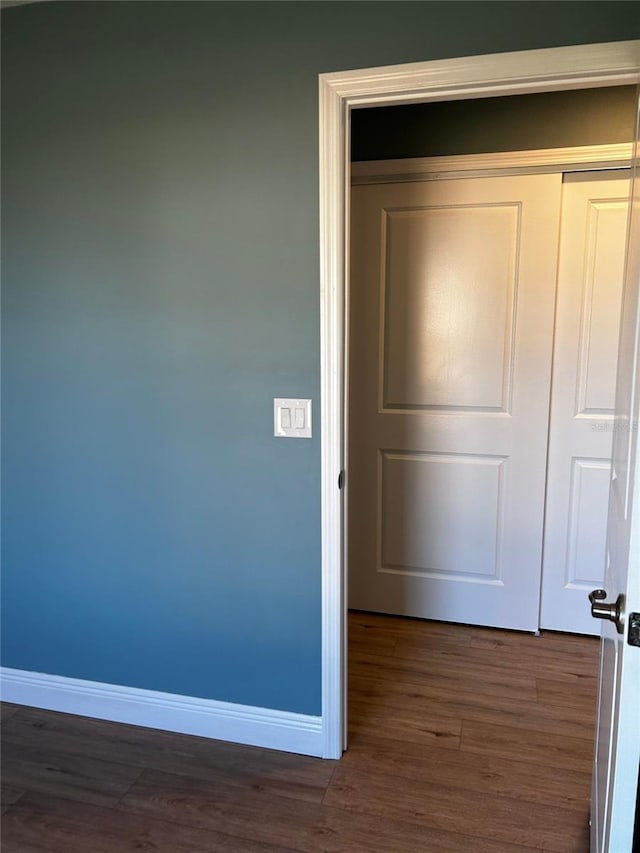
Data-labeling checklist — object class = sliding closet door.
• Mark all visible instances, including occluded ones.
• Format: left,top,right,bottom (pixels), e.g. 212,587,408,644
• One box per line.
349,174,562,631
541,171,630,635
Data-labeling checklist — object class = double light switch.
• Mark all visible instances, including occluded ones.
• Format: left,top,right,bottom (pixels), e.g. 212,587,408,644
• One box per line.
274,398,312,438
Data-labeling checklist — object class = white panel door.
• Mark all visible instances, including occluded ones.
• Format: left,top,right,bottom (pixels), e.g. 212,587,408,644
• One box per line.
348,174,562,631
541,172,630,636
591,109,640,852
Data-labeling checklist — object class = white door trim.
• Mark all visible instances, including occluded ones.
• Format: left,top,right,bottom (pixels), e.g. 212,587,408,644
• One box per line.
319,40,640,760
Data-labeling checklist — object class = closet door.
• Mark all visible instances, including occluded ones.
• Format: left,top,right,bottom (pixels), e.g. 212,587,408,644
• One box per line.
349,173,562,631
541,171,630,635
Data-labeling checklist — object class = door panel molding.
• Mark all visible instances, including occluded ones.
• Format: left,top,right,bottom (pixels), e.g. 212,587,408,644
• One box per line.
379,201,520,413
565,456,612,588
577,195,630,416
378,450,507,584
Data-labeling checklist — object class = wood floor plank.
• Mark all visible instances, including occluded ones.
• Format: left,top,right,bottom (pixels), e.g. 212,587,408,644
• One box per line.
532,670,598,692
1,740,142,807
348,611,474,643
0,702,20,722
118,767,541,853
316,806,544,853
341,734,591,811
349,671,532,714
348,630,397,658
537,677,599,708
117,766,325,851
458,699,596,741
349,672,596,739
349,651,537,701
349,649,538,702
395,637,599,680
348,698,461,748
470,627,598,655
324,765,588,853
544,819,591,853
349,620,468,644
2,706,333,804
1,785,25,814
461,719,593,773
2,791,300,853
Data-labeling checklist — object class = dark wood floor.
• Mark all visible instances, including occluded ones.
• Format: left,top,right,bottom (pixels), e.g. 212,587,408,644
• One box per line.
1,612,599,852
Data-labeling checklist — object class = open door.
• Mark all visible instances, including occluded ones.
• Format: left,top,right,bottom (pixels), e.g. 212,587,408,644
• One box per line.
591,88,640,853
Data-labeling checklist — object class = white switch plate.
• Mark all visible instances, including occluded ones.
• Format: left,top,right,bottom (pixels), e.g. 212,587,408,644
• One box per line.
274,398,312,438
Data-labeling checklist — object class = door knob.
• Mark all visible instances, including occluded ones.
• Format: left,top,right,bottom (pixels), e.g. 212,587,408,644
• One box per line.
589,589,625,634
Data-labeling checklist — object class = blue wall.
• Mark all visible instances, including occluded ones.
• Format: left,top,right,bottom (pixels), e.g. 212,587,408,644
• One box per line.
2,1,639,716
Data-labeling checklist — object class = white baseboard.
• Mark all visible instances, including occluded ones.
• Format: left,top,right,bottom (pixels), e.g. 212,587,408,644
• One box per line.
0,667,324,758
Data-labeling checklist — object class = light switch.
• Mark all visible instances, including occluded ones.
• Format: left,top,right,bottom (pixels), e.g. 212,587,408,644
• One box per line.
274,398,312,438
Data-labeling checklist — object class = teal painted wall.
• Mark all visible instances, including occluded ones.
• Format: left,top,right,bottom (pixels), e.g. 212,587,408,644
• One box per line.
2,1,639,715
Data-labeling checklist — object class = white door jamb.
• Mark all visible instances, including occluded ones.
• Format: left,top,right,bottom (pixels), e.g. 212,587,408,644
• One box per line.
318,41,640,760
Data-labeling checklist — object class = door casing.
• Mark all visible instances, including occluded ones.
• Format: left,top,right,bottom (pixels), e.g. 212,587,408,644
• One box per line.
318,41,640,760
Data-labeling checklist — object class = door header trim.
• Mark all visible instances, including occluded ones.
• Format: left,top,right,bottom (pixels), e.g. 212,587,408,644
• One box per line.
351,143,634,185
